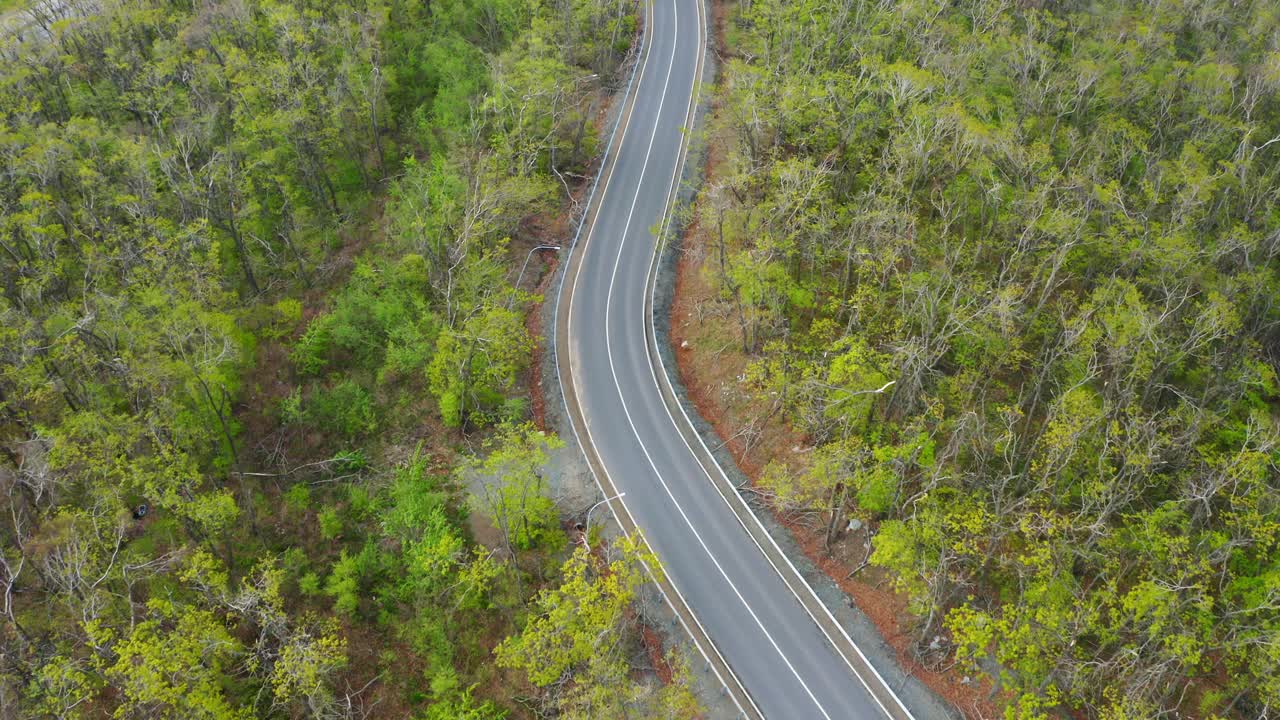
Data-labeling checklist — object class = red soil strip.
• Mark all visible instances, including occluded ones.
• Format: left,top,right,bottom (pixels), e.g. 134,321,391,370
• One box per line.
641,624,677,684
637,614,708,720
526,250,558,433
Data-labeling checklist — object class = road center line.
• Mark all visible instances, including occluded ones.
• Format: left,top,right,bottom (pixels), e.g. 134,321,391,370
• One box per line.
597,1,834,717
556,0,760,716
634,2,915,718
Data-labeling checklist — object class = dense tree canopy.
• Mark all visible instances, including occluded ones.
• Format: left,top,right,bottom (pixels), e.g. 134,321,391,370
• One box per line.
0,0,682,716
708,0,1280,717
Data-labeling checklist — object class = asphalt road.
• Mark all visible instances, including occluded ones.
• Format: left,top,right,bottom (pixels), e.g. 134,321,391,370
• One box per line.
556,1,918,718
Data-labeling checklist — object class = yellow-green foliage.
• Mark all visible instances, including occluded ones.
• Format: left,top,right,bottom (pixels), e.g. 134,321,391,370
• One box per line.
497,536,655,686
0,0,642,716
715,0,1280,716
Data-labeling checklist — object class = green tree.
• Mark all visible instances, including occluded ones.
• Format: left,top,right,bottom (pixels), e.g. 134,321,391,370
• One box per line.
469,424,564,552
428,304,534,428
87,599,247,720
496,536,653,686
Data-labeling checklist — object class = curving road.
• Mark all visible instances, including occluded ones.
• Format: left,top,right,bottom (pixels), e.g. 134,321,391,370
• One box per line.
554,0,918,718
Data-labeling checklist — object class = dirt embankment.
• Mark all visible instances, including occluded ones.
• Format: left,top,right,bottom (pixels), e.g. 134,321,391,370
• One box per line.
668,3,1000,718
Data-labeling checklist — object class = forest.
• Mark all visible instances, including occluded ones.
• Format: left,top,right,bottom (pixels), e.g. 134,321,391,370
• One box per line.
0,0,701,717
695,0,1280,718
7,0,1280,717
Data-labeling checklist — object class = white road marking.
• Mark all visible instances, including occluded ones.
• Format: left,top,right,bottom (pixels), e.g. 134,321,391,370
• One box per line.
552,0,760,716
640,2,921,712
634,0,918,716
559,0,918,717
597,1,834,717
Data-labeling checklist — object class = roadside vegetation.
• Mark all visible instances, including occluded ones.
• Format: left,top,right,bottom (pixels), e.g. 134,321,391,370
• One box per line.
0,0,701,717
691,0,1280,717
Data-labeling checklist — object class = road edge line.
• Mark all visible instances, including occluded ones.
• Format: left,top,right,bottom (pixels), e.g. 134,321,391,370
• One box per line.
549,2,762,717
638,1,920,718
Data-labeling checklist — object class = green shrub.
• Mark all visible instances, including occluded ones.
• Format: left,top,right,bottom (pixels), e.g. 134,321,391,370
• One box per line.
292,315,335,376
382,318,438,382
291,258,439,383
318,506,343,540
284,483,312,514
280,547,307,575
324,542,388,617
347,484,375,520
856,467,898,515
298,571,322,596
427,305,532,428
383,447,447,541
332,449,369,474
306,380,378,439
326,551,361,616
280,388,305,425
262,297,304,340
